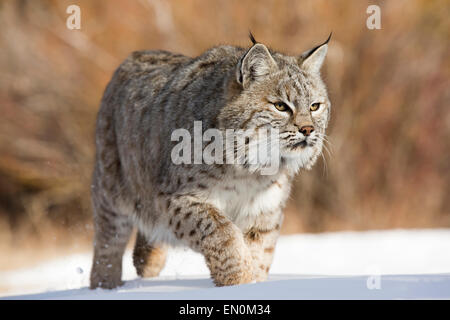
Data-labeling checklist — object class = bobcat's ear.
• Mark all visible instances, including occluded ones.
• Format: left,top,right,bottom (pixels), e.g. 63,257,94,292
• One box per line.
237,43,277,89
299,33,331,74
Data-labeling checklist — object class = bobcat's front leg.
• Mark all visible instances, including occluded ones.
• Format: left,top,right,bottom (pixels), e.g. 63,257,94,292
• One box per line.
244,211,283,282
164,195,254,286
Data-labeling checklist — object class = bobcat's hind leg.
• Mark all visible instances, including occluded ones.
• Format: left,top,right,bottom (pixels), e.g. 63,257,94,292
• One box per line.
90,200,133,290
133,231,168,278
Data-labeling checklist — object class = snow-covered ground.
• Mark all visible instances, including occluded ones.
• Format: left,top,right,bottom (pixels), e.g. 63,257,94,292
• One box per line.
1,229,450,299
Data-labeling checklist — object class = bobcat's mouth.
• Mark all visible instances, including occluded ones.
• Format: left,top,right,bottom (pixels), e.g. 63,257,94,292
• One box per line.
291,140,310,149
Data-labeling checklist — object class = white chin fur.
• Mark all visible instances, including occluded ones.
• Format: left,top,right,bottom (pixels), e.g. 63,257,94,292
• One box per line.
281,146,316,174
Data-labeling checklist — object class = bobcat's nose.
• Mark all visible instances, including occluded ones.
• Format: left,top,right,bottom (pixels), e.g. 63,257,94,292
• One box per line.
300,125,314,136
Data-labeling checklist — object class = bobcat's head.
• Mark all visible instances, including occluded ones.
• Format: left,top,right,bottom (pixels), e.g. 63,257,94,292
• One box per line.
221,34,331,174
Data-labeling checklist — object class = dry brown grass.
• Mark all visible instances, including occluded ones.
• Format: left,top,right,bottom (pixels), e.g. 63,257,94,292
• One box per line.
0,0,449,267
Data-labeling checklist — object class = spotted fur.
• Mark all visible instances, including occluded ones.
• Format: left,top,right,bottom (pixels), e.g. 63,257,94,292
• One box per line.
90,35,331,289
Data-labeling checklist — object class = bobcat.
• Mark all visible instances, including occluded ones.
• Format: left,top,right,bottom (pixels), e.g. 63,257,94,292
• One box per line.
90,34,331,289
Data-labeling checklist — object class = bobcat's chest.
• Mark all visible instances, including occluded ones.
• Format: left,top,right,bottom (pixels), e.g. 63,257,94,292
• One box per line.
204,172,291,230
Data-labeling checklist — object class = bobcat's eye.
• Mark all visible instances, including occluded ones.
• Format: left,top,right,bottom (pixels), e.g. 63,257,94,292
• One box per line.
273,102,289,112
310,103,321,112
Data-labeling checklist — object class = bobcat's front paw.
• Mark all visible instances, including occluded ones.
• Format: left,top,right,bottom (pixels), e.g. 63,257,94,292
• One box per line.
208,250,254,286
252,267,270,282
211,266,253,286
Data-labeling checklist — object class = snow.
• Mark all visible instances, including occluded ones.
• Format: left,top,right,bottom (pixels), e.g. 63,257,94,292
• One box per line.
1,229,450,299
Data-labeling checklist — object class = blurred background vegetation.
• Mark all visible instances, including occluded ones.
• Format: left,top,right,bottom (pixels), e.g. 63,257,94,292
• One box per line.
0,0,449,269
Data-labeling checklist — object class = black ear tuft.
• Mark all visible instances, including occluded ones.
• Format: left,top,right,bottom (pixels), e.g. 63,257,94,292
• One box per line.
249,31,257,45
325,32,332,44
